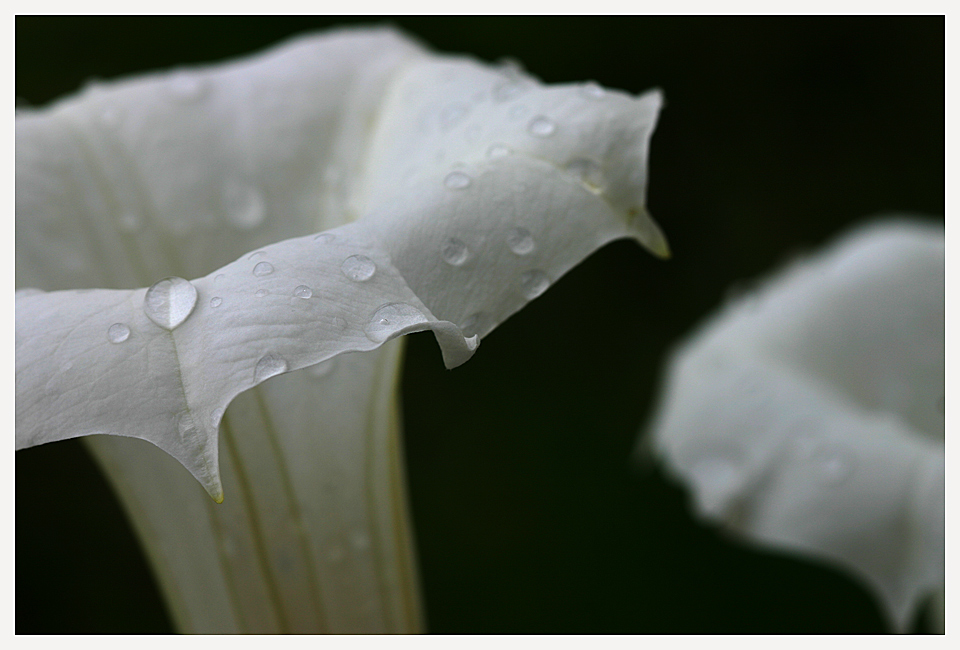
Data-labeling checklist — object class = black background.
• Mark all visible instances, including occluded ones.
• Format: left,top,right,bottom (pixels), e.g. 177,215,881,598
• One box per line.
15,16,944,634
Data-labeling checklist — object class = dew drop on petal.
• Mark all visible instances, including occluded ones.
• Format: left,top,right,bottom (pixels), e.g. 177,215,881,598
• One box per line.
144,277,198,330
487,144,511,159
293,285,313,299
580,82,606,99
214,274,226,283
460,312,487,338
519,270,551,299
210,297,223,308
564,158,606,193
254,354,289,383
341,255,376,282
252,261,274,277
444,171,471,189
507,227,535,255
528,116,556,137
248,250,266,260
255,289,268,298
441,238,469,266
493,80,527,102
364,303,429,343
314,232,335,244
107,323,130,343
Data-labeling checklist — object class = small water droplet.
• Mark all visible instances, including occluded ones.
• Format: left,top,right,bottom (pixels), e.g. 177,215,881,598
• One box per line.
118,212,141,232
519,270,550,299
507,227,535,255
580,82,606,99
214,273,226,283
210,297,223,308
460,312,487,338
440,102,469,130
308,358,337,379
107,323,130,343
364,303,428,343
252,261,274,277
314,232,335,243
444,171,471,189
441,238,470,266
177,411,198,442
564,158,606,193
528,116,556,137
224,182,265,230
255,289,268,298
293,285,313,299
248,250,266,260
144,277,198,330
334,316,349,330
169,73,206,102
254,354,289,383
341,255,376,282
487,144,511,159
211,408,224,426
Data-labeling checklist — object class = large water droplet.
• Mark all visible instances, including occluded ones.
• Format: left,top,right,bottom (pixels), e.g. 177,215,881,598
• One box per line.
107,323,130,343
519,270,550,299
144,277,198,330
364,303,429,343
293,285,313,299
210,297,223,308
507,227,535,255
254,354,289,383
441,237,470,266
224,182,265,230
252,261,274,277
528,116,556,137
444,171,471,189
341,255,377,282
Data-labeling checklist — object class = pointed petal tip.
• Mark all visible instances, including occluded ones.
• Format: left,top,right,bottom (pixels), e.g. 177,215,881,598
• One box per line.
628,206,671,260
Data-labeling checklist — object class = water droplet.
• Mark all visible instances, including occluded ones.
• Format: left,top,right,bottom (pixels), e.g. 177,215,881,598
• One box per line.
441,238,470,266
118,212,140,232
440,102,469,130
519,270,550,299
580,82,606,99
364,303,428,343
444,171,471,189
107,323,130,343
507,227,535,255
144,277,198,330
293,285,313,299
214,273,226,283
341,255,376,282
487,144,511,159
211,408,224,427
255,289,268,298
177,411,198,442
334,316,349,330
460,312,487,338
248,250,266,260
210,297,223,308
224,182,265,230
564,158,606,193
252,261,274,277
528,116,556,137
493,80,527,102
254,354,289,383
169,73,206,102
308,358,337,379
314,232,335,243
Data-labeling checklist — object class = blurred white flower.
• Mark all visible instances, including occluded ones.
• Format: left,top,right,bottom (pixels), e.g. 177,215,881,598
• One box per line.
648,219,944,632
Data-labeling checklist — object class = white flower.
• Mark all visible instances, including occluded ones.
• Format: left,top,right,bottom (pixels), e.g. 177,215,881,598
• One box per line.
648,219,944,632
16,27,666,633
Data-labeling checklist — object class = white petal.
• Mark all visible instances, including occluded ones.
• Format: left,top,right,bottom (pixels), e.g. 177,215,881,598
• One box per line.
648,219,944,632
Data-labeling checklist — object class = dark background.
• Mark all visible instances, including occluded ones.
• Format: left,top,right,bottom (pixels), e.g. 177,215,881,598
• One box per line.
15,16,944,634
